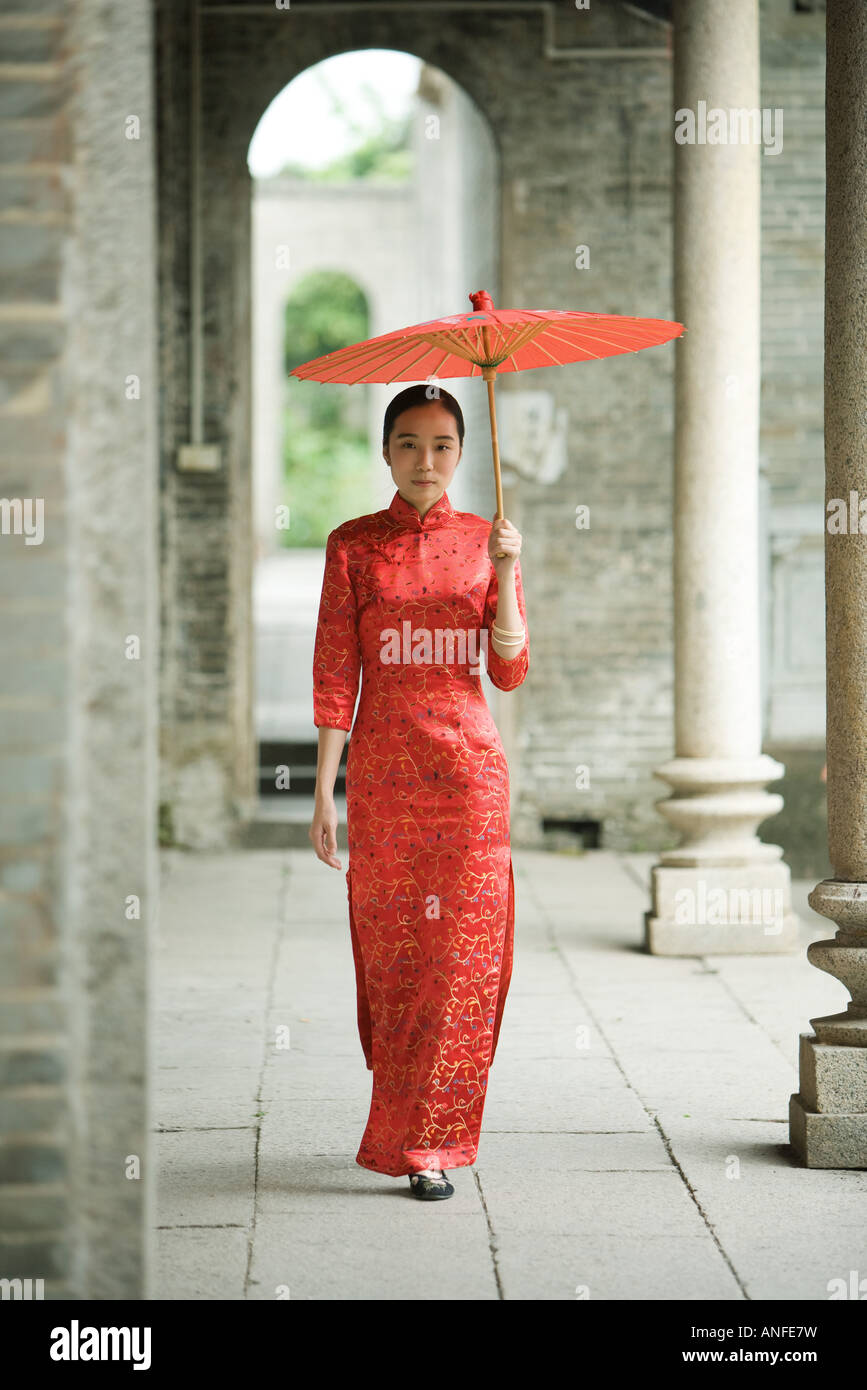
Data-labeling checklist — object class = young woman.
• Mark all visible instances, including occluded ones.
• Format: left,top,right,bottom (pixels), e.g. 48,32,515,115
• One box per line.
309,383,529,1201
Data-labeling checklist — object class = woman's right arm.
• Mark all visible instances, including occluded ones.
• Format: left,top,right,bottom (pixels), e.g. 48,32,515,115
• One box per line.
310,528,362,869
309,727,348,869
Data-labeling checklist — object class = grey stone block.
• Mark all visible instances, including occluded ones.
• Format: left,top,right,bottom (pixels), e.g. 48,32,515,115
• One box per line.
0,1046,66,1087
0,993,64,1032
0,1092,66,1133
0,1234,69,1279
646,863,802,955
798,1032,867,1113
789,1093,867,1168
0,1142,66,1184
0,1187,68,1231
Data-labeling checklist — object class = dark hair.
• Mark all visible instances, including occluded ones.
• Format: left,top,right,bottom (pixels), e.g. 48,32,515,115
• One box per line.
382,383,465,450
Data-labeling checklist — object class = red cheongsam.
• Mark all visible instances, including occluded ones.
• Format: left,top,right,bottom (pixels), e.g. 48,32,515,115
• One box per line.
312,488,529,1177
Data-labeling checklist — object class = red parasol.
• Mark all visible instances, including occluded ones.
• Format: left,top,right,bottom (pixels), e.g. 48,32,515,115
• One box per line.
290,290,684,549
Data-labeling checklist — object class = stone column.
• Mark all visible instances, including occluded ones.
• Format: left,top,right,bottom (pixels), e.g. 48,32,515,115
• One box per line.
65,0,159,1295
644,0,799,953
789,0,867,1168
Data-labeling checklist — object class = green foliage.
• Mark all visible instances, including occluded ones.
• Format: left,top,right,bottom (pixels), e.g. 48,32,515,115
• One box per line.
281,270,372,546
284,270,368,373
278,145,412,185
280,405,372,547
158,801,175,848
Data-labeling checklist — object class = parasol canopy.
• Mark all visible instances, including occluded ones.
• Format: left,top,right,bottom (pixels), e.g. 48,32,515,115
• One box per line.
290,291,684,549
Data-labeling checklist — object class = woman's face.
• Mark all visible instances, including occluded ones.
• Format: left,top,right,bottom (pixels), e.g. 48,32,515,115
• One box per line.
383,402,462,508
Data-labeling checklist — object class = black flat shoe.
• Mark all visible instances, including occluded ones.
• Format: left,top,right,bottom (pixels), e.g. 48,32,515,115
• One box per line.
408,1169,454,1200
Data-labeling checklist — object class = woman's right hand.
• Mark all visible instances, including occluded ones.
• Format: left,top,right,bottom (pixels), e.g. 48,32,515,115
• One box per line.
309,795,341,869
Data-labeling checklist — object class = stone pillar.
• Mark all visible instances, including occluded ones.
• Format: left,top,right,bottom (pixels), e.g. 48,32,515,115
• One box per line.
64,0,159,1294
789,0,867,1168
0,0,157,1298
644,0,799,954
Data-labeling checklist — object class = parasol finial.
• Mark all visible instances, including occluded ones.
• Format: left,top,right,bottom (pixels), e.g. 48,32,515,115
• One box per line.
468,290,496,314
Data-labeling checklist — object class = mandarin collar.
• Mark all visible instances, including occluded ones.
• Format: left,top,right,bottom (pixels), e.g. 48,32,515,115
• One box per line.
387,488,454,530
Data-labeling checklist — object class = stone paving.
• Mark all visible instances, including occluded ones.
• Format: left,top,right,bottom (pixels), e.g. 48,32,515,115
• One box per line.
154,847,867,1300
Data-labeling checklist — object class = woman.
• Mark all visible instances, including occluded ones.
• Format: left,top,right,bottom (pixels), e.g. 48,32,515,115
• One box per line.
309,383,529,1201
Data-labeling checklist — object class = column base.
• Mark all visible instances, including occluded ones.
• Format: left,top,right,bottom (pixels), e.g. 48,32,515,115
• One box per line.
789,1093,867,1169
787,1031,867,1168
644,862,801,955
787,882,867,1167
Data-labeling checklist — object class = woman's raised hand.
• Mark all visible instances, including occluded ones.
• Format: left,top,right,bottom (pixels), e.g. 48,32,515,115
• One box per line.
488,516,522,572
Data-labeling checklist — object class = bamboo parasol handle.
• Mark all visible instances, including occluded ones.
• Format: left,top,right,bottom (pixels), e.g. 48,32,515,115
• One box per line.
482,365,507,558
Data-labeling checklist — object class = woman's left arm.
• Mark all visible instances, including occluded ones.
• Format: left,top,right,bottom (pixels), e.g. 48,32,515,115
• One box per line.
490,565,523,650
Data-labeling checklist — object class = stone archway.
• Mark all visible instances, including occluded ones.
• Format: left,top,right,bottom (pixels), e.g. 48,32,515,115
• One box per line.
157,11,517,846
